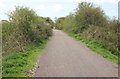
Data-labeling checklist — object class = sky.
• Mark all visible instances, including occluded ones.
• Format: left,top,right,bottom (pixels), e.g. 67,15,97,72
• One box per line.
0,0,119,21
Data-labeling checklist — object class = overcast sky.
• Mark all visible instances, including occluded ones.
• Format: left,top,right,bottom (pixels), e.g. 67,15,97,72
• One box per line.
0,0,119,21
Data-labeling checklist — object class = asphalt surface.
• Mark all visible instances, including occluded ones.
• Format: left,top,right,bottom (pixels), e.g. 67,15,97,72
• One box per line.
34,29,118,77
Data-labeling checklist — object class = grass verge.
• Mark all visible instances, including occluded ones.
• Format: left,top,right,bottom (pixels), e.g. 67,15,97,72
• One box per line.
2,40,48,77
65,32,118,64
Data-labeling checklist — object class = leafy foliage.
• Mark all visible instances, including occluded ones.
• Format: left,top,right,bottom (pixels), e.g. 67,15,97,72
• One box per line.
75,2,107,33
55,2,119,56
3,40,47,77
2,6,54,77
55,17,65,30
2,6,53,55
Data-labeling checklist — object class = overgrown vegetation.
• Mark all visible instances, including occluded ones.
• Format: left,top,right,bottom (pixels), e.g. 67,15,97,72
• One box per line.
2,6,53,77
55,2,119,63
2,6,53,55
2,40,47,77
55,17,65,30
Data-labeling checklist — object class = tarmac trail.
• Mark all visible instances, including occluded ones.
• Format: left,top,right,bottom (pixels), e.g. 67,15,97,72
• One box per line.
34,29,118,77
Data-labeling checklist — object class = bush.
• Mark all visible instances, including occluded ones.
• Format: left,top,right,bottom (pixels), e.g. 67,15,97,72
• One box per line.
75,2,107,33
57,2,119,56
2,6,53,55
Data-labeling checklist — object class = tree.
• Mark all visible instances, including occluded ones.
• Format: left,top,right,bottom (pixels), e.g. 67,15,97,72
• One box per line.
3,6,53,53
55,17,65,30
9,6,37,41
75,2,107,33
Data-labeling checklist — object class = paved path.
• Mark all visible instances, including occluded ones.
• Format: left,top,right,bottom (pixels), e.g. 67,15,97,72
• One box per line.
34,29,118,77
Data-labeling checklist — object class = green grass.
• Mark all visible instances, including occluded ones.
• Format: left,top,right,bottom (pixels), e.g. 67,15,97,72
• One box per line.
2,40,48,77
0,53,2,79
65,32,118,64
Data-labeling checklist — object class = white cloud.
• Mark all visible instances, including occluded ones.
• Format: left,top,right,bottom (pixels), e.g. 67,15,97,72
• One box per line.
52,0,119,4
0,1,15,13
35,5,45,11
88,0,119,5
0,1,15,20
52,4,63,13
0,0,119,20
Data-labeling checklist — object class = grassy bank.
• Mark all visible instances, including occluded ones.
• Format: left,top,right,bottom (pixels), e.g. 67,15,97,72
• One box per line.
65,32,118,64
2,40,48,77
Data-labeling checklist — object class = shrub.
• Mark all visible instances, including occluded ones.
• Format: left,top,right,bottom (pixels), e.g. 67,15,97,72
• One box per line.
57,2,119,56
2,6,53,55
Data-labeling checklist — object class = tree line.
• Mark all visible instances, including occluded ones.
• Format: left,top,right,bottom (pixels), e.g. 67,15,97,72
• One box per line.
2,3,120,56
55,2,119,56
